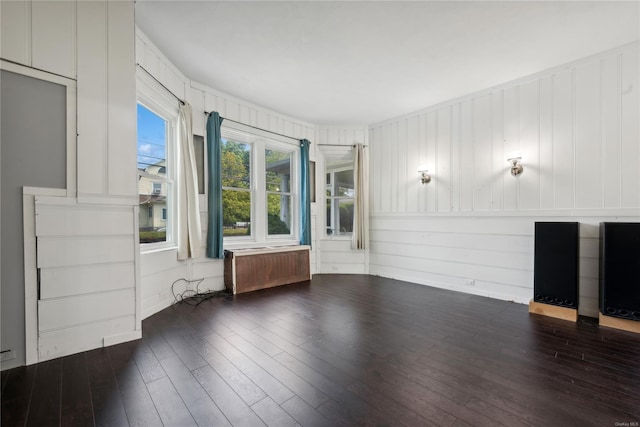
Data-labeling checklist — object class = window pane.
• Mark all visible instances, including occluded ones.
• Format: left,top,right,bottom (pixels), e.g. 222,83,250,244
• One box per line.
222,139,250,189
137,104,167,177
138,103,168,244
337,199,354,234
325,167,354,236
267,193,291,235
326,198,332,234
223,189,251,237
265,149,291,192
335,169,354,196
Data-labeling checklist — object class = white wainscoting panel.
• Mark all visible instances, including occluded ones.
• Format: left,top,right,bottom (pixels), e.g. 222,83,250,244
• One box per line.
39,289,135,333
38,316,136,362
318,240,366,274
40,262,135,300
34,196,139,362
370,214,639,318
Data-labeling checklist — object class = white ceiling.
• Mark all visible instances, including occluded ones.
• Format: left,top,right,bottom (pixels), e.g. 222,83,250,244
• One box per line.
135,1,639,125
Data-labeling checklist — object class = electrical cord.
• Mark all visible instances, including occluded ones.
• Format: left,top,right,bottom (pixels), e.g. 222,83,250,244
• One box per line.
171,278,231,307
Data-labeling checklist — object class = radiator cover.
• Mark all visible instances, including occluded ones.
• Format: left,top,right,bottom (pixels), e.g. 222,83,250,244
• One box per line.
224,246,311,294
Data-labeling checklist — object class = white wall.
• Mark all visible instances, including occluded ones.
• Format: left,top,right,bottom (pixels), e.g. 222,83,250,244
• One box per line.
136,29,319,318
315,126,369,274
1,0,139,369
369,42,639,318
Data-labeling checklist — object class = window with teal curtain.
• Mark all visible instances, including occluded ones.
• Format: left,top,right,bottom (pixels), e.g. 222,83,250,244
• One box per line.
206,112,224,258
299,139,312,246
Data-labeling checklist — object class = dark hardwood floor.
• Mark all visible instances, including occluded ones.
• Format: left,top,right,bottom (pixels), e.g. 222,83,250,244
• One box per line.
2,274,640,426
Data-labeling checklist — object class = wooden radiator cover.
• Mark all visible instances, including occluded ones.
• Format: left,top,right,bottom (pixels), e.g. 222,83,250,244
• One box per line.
224,246,311,294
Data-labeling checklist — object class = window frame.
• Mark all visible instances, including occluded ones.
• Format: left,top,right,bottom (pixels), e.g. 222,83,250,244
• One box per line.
136,75,179,253
220,122,299,249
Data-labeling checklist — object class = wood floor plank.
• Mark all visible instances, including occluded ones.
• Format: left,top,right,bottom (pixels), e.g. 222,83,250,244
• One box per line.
86,348,129,427
25,359,62,427
60,353,94,427
187,334,267,406
225,334,329,409
192,365,267,427
281,395,335,427
3,274,640,426
133,338,167,384
1,368,9,393
159,355,231,426
203,332,295,404
107,342,163,427
251,397,300,427
1,365,37,427
347,380,438,427
163,333,208,371
146,376,197,427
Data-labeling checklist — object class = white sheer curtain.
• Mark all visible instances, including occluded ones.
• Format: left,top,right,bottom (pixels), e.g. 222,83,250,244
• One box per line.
352,143,369,250
177,102,202,260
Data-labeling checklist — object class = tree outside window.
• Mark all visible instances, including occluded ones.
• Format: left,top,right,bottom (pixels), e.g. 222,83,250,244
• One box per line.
221,139,251,237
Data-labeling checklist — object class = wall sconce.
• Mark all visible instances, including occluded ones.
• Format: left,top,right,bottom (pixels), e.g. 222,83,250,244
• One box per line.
507,157,523,177
418,168,431,184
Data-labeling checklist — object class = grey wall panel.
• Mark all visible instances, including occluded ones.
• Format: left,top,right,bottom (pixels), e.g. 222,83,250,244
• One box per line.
1,70,66,369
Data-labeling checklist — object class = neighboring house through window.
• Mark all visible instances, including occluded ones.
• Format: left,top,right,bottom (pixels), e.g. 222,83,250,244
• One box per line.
136,99,176,247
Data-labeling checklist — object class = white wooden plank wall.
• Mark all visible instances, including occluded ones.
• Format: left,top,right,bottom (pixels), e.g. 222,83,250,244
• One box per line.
35,197,138,361
1,0,76,79
77,0,137,203
369,43,639,317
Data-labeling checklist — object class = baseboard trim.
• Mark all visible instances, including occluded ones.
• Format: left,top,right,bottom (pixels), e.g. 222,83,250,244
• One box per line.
103,330,142,347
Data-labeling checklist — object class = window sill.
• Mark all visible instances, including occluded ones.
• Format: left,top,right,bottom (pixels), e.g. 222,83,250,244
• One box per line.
224,240,300,251
322,235,352,241
140,243,178,255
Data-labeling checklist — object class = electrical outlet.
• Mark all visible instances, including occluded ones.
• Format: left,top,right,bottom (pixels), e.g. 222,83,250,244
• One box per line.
465,279,475,286
0,350,16,362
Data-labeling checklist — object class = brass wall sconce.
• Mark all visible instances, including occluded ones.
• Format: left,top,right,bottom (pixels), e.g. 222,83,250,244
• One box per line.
418,168,431,184
507,157,523,177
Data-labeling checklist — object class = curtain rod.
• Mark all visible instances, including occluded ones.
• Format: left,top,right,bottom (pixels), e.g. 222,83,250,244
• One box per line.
204,112,302,143
137,64,185,106
317,143,368,147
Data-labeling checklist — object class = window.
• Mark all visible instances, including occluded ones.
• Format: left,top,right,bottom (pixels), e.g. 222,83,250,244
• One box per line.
136,101,176,246
221,124,298,247
326,165,354,236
